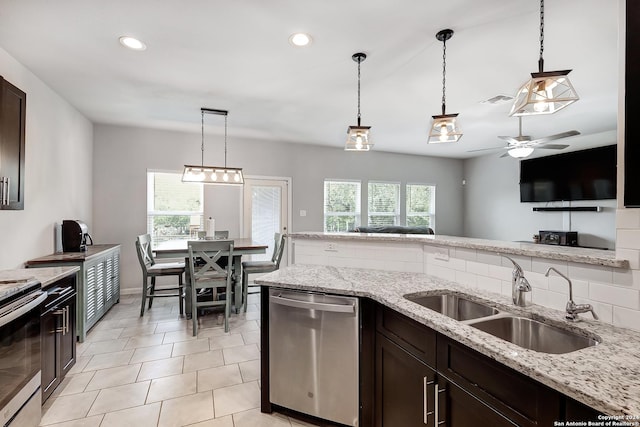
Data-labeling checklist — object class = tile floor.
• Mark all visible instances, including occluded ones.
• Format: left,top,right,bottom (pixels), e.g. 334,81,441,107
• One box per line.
40,292,319,427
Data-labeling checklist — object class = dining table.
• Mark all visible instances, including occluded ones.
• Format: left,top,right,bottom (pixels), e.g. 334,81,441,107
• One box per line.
154,238,268,316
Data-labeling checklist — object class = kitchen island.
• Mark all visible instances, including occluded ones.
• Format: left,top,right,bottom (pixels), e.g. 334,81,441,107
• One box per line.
257,264,640,421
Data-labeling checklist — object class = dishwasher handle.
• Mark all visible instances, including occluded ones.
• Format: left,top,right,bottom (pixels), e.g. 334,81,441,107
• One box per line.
270,294,356,313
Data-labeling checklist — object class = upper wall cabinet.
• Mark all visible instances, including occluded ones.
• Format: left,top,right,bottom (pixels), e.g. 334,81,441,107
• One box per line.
0,76,26,210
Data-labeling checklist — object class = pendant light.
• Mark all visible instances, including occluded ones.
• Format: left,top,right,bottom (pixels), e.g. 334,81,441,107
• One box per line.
182,108,244,185
509,0,579,116
345,52,373,151
428,29,463,144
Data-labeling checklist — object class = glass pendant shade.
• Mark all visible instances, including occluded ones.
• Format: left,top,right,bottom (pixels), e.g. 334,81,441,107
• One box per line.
345,126,372,151
182,165,244,184
507,146,535,158
428,113,463,143
509,70,579,116
182,108,244,185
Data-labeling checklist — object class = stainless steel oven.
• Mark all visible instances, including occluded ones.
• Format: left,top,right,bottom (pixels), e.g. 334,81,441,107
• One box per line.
0,283,46,427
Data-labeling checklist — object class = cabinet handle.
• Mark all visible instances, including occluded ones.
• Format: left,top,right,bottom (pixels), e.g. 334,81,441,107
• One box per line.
435,384,446,426
63,307,68,335
424,378,434,424
53,309,65,333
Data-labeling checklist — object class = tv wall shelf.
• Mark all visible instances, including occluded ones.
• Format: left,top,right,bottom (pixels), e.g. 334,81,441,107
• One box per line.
532,206,601,212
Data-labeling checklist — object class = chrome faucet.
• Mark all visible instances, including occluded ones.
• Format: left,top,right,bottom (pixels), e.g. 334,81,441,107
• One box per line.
545,267,598,321
501,255,532,307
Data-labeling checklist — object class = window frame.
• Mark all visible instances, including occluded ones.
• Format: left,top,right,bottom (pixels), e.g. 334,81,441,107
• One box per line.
405,182,436,229
323,179,362,232
367,181,401,226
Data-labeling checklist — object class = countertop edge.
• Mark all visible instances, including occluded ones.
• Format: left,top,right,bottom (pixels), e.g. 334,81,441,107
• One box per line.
289,232,628,268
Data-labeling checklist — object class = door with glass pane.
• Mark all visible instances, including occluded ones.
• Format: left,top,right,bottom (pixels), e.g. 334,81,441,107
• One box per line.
243,178,289,264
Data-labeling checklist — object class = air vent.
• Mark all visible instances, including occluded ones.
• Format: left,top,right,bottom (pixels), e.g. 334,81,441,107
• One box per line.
481,94,514,105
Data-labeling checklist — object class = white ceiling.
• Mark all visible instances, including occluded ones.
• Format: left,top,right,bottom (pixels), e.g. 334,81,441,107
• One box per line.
0,0,620,159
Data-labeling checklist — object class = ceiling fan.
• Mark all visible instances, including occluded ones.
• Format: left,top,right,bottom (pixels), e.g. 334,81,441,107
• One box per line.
468,117,580,158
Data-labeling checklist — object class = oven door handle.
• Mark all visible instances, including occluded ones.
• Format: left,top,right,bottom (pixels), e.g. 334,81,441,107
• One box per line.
0,291,46,327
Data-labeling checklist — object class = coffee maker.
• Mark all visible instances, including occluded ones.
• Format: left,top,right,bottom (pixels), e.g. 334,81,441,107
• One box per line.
61,220,93,252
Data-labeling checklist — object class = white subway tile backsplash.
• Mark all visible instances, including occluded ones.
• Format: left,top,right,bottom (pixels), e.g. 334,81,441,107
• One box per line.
612,305,640,330
612,268,640,289
428,265,456,281
589,282,640,310
488,264,513,282
500,254,532,272
531,258,568,275
616,229,640,250
527,272,549,290
476,251,502,266
615,248,640,270
453,248,477,261
454,271,477,288
616,208,640,229
476,276,502,294
426,255,466,271
531,289,566,312
568,262,613,283
466,261,489,277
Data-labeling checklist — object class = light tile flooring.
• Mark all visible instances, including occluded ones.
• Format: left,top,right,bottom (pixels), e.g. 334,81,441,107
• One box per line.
40,293,319,427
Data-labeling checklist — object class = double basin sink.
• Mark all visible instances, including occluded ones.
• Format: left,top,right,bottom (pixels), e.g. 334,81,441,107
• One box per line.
404,292,601,354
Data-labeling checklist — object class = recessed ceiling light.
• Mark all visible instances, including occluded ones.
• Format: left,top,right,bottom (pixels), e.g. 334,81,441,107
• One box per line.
119,36,147,51
289,33,312,47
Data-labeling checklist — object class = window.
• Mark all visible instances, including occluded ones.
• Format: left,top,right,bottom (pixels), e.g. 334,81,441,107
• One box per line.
406,184,435,228
324,180,361,232
147,171,203,247
368,182,400,226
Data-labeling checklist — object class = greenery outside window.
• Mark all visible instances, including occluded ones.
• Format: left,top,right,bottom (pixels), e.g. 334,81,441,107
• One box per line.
406,184,435,228
147,171,203,247
368,182,400,226
324,180,361,232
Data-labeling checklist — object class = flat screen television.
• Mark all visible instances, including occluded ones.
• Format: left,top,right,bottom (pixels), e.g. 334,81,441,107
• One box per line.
519,145,617,202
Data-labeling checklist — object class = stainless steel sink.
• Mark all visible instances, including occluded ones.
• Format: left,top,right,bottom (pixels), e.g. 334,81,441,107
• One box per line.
470,316,600,354
404,293,500,321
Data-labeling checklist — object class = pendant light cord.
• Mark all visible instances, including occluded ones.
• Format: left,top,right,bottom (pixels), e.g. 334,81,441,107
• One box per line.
441,37,447,115
224,113,228,168
538,0,545,72
357,57,362,127
201,110,205,167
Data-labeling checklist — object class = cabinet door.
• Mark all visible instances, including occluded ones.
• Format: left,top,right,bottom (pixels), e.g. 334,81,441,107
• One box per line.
41,309,61,402
60,297,77,377
375,333,436,427
0,77,26,210
439,378,518,427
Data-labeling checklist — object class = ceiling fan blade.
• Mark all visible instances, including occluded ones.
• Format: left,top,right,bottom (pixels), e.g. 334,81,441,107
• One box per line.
467,146,506,153
497,136,520,144
529,130,580,145
537,144,569,150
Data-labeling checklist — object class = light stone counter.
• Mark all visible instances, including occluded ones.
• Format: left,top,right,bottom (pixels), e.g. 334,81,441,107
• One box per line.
257,264,640,416
290,232,628,268
0,267,80,303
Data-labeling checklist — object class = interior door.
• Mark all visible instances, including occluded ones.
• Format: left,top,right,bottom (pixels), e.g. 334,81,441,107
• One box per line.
243,177,289,265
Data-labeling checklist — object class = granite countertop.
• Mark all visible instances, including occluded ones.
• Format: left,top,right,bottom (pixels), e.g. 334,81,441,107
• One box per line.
25,244,120,265
257,264,640,416
289,232,628,268
0,266,79,302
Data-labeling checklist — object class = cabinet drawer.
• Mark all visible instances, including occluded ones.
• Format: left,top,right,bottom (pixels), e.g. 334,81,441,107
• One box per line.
437,334,560,427
376,305,436,366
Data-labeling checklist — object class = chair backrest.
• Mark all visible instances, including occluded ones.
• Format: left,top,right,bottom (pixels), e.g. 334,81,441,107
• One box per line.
135,234,155,271
214,230,229,239
271,233,286,268
187,239,234,283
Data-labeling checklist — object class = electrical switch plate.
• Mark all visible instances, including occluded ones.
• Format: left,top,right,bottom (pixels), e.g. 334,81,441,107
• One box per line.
325,242,338,252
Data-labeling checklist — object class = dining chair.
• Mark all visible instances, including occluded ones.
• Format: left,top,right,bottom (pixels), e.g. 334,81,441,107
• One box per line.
135,234,185,317
187,239,234,335
240,233,286,312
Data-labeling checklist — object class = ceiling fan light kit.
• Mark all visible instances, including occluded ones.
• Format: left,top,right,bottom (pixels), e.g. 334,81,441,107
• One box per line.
345,52,374,151
182,108,244,185
428,29,463,143
509,0,579,117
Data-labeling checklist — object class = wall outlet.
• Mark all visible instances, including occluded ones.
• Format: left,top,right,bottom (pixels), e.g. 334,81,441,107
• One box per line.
434,247,450,261
300,210,307,217
325,242,338,252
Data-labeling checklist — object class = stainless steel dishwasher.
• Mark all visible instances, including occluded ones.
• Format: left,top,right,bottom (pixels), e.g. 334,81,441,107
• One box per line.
269,288,359,426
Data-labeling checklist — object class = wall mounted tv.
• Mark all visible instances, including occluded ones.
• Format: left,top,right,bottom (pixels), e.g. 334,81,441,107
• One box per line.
519,145,617,202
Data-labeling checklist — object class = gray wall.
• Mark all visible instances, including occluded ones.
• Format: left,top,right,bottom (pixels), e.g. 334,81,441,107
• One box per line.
0,47,93,268
463,153,617,249
93,124,465,291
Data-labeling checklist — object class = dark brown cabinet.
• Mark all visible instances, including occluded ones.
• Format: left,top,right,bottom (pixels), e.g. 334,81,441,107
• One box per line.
41,276,77,403
0,76,26,210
